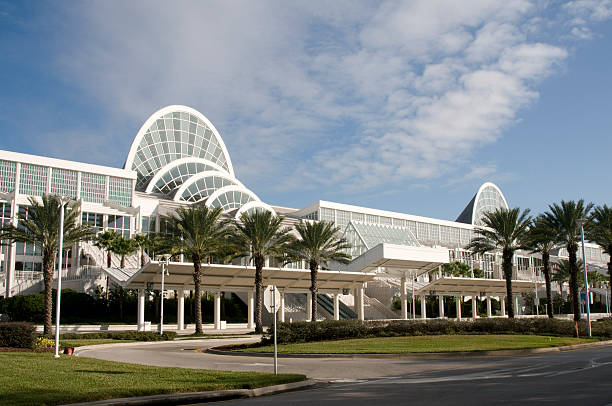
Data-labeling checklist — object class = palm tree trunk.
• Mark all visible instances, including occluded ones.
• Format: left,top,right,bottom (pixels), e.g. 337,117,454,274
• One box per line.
42,254,54,336
568,243,580,322
141,249,145,267
105,250,111,302
503,249,514,318
310,260,318,322
543,252,553,318
192,255,203,334
254,255,264,333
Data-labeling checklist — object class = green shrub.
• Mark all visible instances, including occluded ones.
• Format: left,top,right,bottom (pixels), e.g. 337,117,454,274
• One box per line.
0,294,45,322
0,322,37,348
267,318,610,345
56,331,177,341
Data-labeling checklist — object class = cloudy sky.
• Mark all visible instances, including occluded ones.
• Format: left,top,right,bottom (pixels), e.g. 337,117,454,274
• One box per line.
0,0,611,220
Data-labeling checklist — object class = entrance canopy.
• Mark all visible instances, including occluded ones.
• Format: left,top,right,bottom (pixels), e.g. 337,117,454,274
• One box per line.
105,261,375,293
416,277,540,297
347,243,449,276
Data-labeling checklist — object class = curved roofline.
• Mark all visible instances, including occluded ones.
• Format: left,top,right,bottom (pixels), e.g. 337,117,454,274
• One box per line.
124,105,235,177
173,170,244,202
234,201,276,218
144,157,229,194
203,185,261,208
471,182,509,225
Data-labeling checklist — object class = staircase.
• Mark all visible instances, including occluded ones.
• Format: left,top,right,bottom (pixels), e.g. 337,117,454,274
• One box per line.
80,241,147,269
317,293,358,319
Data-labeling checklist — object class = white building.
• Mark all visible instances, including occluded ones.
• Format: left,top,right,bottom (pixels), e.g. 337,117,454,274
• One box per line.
0,105,609,326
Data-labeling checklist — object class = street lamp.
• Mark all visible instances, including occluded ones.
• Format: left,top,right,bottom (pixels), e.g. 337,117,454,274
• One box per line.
54,196,70,358
579,219,592,337
157,255,170,335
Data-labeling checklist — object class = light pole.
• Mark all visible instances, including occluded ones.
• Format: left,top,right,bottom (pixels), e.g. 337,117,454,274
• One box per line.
54,197,69,358
579,219,592,337
158,255,170,335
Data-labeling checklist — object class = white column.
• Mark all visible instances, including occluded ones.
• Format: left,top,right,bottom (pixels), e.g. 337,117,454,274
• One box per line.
247,290,254,329
279,291,285,323
177,288,185,330
420,296,427,319
137,288,145,331
333,292,340,320
486,296,492,318
472,296,478,319
214,291,221,329
306,291,312,321
514,295,520,317
501,297,506,317
357,286,365,321
400,277,408,320
456,296,462,321
438,295,445,318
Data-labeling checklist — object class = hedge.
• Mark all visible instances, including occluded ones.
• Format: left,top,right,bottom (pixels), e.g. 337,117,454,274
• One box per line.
0,322,37,349
266,318,612,345
54,331,177,341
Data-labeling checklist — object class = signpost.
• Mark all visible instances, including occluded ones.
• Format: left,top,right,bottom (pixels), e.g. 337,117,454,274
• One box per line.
263,285,280,374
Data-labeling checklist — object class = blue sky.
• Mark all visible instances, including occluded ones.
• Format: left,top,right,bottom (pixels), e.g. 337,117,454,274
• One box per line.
0,1,611,221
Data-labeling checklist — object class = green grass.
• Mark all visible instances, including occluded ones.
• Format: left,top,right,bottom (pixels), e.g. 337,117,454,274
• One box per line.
0,353,305,406
240,335,597,354
60,339,136,347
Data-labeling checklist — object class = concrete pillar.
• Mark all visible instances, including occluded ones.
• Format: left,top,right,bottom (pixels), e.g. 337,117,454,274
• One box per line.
214,291,222,329
514,295,520,316
486,296,492,318
356,286,365,321
438,295,445,318
137,288,145,331
420,296,427,319
306,291,312,321
333,292,340,320
501,297,506,317
472,296,478,319
400,277,408,320
177,288,185,330
279,291,285,323
247,290,255,329
456,295,462,321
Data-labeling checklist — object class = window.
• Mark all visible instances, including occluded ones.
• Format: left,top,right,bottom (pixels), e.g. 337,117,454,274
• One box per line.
352,212,364,222
0,160,16,193
366,214,378,224
19,164,47,196
320,208,335,222
336,210,350,226
141,216,156,234
379,216,392,226
301,211,319,221
82,212,104,233
81,172,106,203
108,177,133,207
50,168,78,198
108,215,131,238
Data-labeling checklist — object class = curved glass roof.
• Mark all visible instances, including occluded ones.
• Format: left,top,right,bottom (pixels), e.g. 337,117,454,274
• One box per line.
206,187,256,211
176,174,239,203
473,185,508,226
129,109,232,191
147,160,220,198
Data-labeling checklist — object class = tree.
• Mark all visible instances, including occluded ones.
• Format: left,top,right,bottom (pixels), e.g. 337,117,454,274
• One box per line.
132,234,150,267
466,207,532,318
108,236,138,319
230,210,294,333
527,216,557,318
586,204,612,305
95,230,119,268
543,200,593,322
288,221,351,322
552,259,571,297
441,261,472,278
0,195,94,335
165,205,231,334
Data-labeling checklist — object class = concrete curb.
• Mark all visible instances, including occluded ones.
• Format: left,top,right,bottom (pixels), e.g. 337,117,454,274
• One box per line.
206,339,612,360
61,379,318,406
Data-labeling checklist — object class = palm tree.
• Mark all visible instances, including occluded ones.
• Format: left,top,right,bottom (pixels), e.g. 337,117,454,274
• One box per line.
466,207,532,318
288,221,351,322
527,216,557,318
108,236,138,319
95,230,119,268
552,259,572,297
586,204,612,304
165,205,231,334
230,210,294,333
543,200,593,322
0,195,94,335
132,233,150,267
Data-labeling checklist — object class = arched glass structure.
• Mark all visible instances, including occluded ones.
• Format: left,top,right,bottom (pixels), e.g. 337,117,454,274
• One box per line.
145,158,226,198
174,171,243,203
456,182,509,226
234,201,276,218
205,186,259,211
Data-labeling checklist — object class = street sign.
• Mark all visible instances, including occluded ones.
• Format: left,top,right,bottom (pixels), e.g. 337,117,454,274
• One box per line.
264,285,281,313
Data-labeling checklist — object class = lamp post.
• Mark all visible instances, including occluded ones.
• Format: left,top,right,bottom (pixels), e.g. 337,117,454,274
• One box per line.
579,219,592,337
158,255,170,335
54,197,69,358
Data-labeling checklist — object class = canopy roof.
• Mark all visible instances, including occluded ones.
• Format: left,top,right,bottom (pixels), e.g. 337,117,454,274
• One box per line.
416,276,540,296
103,261,375,293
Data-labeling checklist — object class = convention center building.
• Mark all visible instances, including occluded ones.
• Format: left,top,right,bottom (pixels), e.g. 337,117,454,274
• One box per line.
0,105,609,328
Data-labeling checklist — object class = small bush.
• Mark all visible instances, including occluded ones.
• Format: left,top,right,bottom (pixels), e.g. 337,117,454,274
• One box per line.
36,336,55,349
0,322,37,349
56,331,177,341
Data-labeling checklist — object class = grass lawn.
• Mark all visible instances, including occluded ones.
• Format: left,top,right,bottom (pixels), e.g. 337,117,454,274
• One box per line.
0,353,305,406
60,339,136,347
239,335,597,354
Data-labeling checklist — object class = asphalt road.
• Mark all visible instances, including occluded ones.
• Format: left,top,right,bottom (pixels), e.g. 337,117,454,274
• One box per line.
77,339,612,405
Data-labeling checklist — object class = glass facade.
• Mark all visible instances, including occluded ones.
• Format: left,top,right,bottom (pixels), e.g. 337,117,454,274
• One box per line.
151,161,216,197
178,174,237,203
82,212,104,233
50,168,78,198
343,221,421,258
0,160,16,193
131,112,231,190
473,185,507,226
108,176,132,206
81,172,106,204
208,190,254,211
108,215,131,237
19,163,47,196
